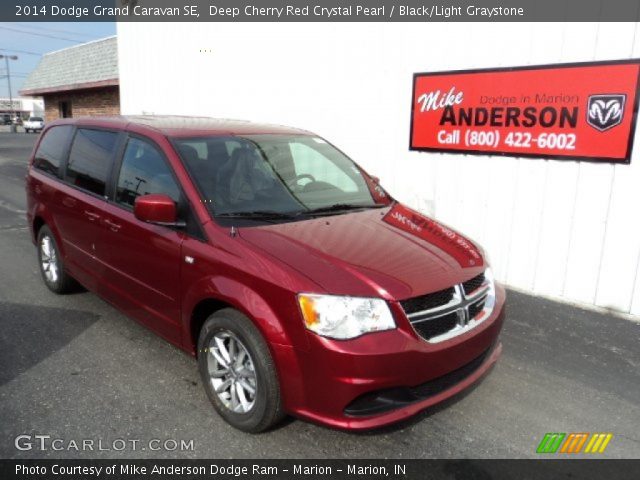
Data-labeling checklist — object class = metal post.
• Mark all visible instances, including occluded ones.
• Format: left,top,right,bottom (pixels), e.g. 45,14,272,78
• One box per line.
1,55,18,133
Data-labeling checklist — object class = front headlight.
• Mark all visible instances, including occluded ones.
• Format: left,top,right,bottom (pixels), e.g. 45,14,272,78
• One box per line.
297,294,396,340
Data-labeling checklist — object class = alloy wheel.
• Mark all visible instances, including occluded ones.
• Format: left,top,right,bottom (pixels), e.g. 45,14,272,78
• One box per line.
40,235,59,285
207,331,258,414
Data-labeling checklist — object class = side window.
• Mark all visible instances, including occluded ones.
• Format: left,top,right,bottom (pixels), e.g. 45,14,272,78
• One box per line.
66,129,119,196
33,126,73,176
289,142,358,192
116,137,181,208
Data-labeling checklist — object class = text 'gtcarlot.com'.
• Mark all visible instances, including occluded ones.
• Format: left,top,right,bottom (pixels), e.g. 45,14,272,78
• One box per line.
14,434,194,451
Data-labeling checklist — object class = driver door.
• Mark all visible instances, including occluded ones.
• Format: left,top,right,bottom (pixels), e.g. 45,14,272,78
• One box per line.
97,135,184,344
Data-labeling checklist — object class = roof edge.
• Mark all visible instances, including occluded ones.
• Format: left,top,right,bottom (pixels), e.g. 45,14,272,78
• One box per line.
44,35,117,57
19,78,119,96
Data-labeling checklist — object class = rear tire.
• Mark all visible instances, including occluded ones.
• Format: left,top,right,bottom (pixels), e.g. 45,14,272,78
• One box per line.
37,225,76,294
198,309,285,432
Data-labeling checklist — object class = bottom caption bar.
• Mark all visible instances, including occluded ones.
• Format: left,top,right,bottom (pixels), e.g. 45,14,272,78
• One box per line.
3,459,639,480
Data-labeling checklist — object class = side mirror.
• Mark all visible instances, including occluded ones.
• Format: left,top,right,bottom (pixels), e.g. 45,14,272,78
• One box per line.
134,194,182,226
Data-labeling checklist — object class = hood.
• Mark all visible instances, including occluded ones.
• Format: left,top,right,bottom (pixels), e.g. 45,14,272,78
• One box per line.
239,203,485,301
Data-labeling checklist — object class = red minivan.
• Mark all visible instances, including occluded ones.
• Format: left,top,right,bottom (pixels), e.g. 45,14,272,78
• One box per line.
26,116,505,432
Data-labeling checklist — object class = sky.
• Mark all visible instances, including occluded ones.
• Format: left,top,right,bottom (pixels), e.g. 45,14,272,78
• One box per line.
0,22,116,98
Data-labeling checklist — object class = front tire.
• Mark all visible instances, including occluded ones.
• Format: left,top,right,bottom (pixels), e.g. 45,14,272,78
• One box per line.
37,225,75,294
198,309,285,432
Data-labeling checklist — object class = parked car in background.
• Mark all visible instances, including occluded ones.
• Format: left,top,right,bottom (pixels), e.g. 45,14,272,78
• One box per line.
23,116,44,133
25,116,505,432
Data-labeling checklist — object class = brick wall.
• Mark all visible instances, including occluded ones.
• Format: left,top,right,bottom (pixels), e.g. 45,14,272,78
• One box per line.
43,86,120,122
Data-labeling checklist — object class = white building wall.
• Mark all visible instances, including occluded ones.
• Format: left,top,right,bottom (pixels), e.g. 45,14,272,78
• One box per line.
0,97,43,116
21,97,44,116
117,22,640,316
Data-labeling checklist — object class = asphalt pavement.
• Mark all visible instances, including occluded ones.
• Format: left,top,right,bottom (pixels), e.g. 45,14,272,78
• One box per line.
0,132,638,459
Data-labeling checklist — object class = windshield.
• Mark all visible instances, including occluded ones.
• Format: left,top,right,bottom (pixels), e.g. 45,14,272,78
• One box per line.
173,135,391,221
29,117,43,122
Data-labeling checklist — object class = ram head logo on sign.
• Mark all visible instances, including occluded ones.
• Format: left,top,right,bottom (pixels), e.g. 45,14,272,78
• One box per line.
587,94,626,131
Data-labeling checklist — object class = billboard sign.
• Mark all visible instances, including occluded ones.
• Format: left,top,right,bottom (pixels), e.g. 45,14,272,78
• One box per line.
410,60,640,163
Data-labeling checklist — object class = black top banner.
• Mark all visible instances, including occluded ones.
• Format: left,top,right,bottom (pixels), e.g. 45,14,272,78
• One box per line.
3,0,640,22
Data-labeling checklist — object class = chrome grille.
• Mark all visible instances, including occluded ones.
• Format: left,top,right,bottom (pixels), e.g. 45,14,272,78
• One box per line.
412,312,459,340
463,272,485,295
402,271,494,343
399,287,455,315
467,297,486,320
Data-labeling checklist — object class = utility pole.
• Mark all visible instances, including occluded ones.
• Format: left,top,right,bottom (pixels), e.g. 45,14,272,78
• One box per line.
0,54,18,133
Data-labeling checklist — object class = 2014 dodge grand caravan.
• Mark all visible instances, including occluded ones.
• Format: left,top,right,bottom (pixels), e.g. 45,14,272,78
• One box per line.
26,116,505,432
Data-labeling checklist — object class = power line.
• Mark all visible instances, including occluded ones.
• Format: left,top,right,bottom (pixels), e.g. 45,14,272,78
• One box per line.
0,25,83,44
0,48,42,56
14,23,95,39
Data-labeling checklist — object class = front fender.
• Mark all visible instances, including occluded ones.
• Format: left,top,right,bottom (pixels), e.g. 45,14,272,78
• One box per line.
181,274,310,412
181,274,307,352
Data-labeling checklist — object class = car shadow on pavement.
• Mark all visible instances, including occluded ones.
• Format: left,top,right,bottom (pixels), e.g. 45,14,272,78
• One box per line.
0,302,99,386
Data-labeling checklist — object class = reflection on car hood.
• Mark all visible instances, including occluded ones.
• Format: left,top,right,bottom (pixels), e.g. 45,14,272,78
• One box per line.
239,205,485,300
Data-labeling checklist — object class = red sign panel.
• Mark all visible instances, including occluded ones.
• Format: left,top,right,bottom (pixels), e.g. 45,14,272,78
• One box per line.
410,60,640,163
383,203,483,268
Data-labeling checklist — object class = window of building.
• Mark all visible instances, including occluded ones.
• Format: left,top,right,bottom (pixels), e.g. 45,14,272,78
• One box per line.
58,100,72,118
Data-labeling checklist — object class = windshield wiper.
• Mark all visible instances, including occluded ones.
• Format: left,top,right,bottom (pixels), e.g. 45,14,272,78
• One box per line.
305,203,386,215
216,210,301,220
216,204,386,220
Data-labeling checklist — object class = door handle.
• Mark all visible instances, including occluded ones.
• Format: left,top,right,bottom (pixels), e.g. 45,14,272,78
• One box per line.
84,210,100,222
103,218,121,232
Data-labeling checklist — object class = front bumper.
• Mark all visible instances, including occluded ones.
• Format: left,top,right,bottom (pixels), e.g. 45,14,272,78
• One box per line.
281,284,506,430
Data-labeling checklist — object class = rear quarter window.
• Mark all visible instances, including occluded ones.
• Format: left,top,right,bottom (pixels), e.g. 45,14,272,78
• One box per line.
33,125,73,177
66,128,119,197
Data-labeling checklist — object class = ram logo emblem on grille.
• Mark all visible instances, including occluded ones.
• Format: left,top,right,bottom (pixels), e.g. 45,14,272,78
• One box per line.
401,272,494,344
